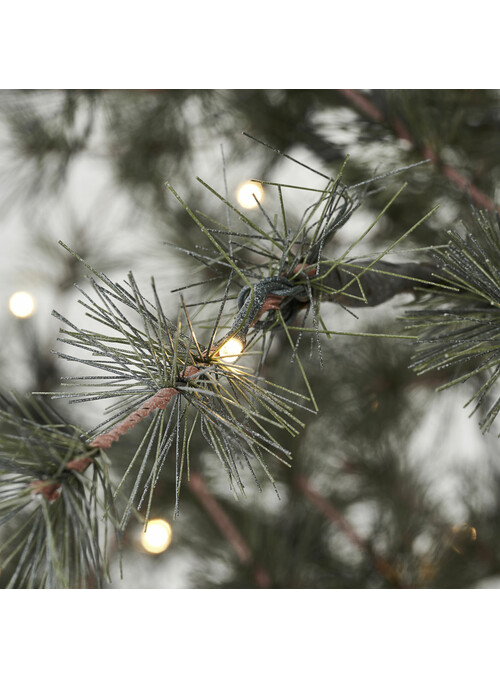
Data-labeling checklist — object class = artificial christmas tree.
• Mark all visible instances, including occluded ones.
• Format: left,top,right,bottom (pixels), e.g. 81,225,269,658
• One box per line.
1,89,500,588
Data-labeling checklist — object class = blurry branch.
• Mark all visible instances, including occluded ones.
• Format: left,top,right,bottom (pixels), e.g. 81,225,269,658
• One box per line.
0,91,97,202
189,471,271,587
296,474,406,588
338,89,499,214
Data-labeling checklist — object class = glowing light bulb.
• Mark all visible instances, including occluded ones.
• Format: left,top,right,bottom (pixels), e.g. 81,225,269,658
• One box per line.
141,519,173,554
8,291,36,318
218,337,244,364
451,523,477,554
236,181,264,209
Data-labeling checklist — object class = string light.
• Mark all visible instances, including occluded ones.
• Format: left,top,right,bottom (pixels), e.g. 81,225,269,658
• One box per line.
451,523,477,554
218,337,244,364
8,291,36,318
236,181,264,209
140,519,173,554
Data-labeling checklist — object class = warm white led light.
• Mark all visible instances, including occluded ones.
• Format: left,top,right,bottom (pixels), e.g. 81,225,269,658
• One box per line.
8,291,36,318
236,181,264,209
140,519,173,554
218,337,244,364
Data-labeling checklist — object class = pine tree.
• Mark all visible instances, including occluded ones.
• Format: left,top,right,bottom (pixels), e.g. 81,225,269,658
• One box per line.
1,89,500,589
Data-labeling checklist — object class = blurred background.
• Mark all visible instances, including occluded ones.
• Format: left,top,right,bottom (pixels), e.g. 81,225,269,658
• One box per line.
1,89,500,589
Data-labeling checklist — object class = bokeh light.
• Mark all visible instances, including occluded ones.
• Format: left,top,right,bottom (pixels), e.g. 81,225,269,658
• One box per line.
218,337,244,364
451,523,477,554
8,291,36,318
140,519,173,554
236,181,264,209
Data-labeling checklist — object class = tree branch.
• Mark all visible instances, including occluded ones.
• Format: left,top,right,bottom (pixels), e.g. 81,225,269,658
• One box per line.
296,474,405,587
338,89,499,214
189,471,271,588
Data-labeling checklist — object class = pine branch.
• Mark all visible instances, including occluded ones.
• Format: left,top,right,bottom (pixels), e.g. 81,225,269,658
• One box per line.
166,154,442,365
338,89,499,214
0,393,117,588
296,474,405,588
189,471,271,587
42,245,310,523
406,209,500,432
4,91,500,591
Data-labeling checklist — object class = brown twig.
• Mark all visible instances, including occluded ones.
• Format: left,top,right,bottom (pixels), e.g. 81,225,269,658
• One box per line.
88,387,179,450
296,474,405,587
88,366,200,451
338,89,499,214
66,456,94,472
30,480,62,503
189,470,271,587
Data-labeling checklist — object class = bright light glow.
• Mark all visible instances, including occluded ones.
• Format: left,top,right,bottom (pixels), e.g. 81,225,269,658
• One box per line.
218,337,244,364
141,519,173,554
8,291,36,318
237,181,264,209
451,523,477,554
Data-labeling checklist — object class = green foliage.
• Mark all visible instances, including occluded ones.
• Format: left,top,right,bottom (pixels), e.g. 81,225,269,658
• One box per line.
42,242,310,527
166,148,439,367
0,394,116,588
2,90,500,590
407,210,500,432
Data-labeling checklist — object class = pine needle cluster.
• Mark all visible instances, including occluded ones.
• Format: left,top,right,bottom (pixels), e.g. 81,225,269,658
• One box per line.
42,242,311,525
0,394,116,588
166,146,438,380
407,210,500,432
